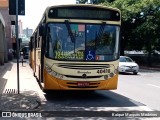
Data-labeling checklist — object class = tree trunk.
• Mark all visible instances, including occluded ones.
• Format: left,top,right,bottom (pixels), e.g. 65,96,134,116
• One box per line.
120,37,125,56
147,51,152,66
147,37,152,67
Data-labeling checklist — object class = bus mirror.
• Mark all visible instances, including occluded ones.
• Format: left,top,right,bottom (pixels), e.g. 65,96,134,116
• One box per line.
39,24,44,36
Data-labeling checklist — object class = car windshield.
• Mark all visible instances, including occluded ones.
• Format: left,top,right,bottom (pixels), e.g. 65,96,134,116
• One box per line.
45,23,120,61
120,57,133,62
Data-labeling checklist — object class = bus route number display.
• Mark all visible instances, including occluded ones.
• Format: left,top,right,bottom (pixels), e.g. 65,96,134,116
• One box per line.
97,69,110,74
55,51,84,60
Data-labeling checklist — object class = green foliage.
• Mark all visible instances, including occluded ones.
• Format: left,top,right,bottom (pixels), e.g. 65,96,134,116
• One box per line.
103,0,160,54
107,0,160,66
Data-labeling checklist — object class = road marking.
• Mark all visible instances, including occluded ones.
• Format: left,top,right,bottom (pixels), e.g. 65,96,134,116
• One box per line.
147,84,160,89
63,106,153,111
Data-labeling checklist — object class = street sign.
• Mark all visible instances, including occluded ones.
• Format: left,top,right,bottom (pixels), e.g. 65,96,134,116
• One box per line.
9,0,25,15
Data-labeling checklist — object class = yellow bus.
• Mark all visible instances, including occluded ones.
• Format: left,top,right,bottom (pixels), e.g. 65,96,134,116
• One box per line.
29,4,121,91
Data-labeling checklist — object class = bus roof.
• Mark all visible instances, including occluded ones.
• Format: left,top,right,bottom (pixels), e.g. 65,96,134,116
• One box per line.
32,4,121,37
46,4,120,13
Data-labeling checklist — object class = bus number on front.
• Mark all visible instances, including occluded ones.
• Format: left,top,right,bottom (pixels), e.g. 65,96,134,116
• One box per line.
97,69,110,74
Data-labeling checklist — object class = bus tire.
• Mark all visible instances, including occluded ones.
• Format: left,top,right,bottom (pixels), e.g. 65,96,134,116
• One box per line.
33,72,36,77
43,89,52,94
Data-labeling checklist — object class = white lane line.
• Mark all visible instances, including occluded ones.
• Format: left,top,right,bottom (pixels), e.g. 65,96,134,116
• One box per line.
147,84,160,89
64,106,153,111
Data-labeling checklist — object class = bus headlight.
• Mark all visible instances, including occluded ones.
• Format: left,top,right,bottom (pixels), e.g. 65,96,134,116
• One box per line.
114,69,118,74
45,65,52,73
109,73,114,77
104,75,108,79
51,70,57,76
45,65,63,79
51,71,63,79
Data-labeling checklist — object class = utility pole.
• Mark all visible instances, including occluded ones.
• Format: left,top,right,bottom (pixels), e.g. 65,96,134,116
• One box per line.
9,0,25,94
16,0,20,94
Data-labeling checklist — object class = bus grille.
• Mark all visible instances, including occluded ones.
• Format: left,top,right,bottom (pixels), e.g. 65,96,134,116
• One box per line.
56,63,111,70
65,75,102,79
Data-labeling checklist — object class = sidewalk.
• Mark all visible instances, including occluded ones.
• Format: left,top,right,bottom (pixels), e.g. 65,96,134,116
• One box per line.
140,65,160,71
0,59,46,111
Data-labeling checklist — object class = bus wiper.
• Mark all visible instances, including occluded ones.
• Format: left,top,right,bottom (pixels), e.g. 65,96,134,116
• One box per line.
65,20,75,43
95,22,106,51
96,22,106,40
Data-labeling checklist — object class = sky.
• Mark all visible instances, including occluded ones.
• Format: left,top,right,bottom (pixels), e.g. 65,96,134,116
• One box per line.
19,0,76,31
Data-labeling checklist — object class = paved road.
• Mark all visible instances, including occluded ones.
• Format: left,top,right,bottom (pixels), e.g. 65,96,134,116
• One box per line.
114,70,160,111
42,69,160,112
41,70,160,119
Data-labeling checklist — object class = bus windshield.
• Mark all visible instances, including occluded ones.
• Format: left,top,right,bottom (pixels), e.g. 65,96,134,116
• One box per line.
45,23,120,61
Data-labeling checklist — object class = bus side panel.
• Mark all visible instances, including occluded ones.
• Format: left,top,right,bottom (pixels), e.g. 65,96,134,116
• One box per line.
33,47,36,76
30,50,34,69
32,50,35,71
35,49,41,78
29,49,34,69
29,51,32,67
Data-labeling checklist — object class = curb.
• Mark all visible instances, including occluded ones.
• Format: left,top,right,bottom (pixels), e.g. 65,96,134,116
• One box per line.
140,67,160,71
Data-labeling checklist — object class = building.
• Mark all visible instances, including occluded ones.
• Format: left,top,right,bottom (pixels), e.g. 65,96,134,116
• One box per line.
23,27,33,38
0,0,8,7
18,20,23,34
19,33,30,48
0,12,6,65
0,0,16,63
20,27,33,48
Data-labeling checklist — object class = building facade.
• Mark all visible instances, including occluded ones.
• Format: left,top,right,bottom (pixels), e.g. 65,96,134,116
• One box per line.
23,27,33,38
0,12,6,65
0,0,16,63
19,20,23,34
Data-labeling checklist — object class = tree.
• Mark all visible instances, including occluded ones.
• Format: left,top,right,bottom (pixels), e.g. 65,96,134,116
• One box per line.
104,0,160,66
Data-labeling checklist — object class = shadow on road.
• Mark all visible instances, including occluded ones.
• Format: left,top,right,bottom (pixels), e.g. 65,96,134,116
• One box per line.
44,90,144,109
119,72,140,76
0,90,41,111
40,90,150,119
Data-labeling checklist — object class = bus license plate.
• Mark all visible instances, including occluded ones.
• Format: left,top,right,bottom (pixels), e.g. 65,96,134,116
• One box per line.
77,82,90,87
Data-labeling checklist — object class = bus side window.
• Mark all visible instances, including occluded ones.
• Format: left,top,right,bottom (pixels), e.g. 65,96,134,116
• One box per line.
29,37,33,51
